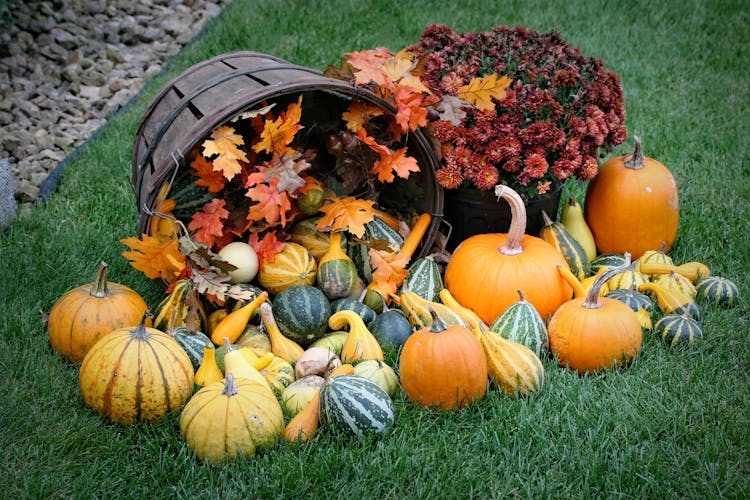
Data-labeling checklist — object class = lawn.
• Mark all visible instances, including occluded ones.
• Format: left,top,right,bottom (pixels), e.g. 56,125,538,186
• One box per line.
1,0,748,497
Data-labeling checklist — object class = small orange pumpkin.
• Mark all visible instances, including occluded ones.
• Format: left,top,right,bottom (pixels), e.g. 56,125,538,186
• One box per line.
584,136,680,259
48,261,149,363
445,185,572,324
399,309,487,410
547,256,643,374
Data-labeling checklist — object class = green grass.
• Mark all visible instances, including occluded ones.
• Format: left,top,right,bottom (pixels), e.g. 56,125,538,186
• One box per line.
2,0,749,497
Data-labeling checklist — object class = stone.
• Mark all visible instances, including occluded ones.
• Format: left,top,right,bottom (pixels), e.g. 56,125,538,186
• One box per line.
0,159,16,228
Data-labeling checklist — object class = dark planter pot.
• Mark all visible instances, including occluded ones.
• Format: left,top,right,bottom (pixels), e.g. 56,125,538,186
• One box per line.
443,185,563,250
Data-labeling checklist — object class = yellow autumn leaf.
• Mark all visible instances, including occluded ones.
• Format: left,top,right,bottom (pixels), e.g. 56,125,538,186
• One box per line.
457,73,512,112
201,125,248,181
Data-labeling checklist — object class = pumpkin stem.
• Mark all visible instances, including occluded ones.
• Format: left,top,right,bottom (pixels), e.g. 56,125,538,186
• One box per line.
132,311,154,340
516,289,527,303
222,373,239,397
427,307,448,333
582,253,632,309
624,136,645,170
541,210,554,227
494,185,525,256
90,261,110,298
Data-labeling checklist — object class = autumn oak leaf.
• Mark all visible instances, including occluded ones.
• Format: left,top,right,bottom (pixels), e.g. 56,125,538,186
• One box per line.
121,233,186,283
342,102,384,132
190,155,226,193
434,95,468,126
201,125,248,181
253,96,303,156
316,196,376,238
245,180,292,227
188,198,229,248
248,232,285,270
346,48,392,86
457,73,512,112
368,247,410,299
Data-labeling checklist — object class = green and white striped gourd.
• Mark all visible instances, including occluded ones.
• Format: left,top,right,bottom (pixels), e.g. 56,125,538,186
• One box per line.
349,217,404,281
271,285,331,345
655,313,703,347
605,283,654,312
400,256,443,302
169,326,213,370
489,289,548,357
330,297,377,324
695,276,740,307
319,374,394,437
590,253,627,274
539,211,591,280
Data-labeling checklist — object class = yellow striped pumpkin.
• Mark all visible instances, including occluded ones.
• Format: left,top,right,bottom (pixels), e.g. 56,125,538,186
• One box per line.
258,242,316,295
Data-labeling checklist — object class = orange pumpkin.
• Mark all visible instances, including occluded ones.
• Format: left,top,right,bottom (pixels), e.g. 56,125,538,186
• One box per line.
584,136,679,259
399,310,487,410
445,185,572,324
48,261,149,363
547,256,643,374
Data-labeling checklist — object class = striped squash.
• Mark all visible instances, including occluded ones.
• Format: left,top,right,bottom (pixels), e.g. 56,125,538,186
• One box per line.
169,326,213,370
258,242,316,296
539,210,591,280
655,313,703,347
695,276,739,307
401,256,443,302
607,269,649,292
153,278,208,333
271,285,331,345
488,289,548,357
653,271,697,298
317,232,358,300
289,217,345,262
350,217,404,281
319,374,395,436
330,298,377,324
635,243,673,277
605,284,654,312
590,253,627,274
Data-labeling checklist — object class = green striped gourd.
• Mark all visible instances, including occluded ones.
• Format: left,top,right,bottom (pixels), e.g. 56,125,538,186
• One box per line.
607,268,649,292
655,313,703,347
317,231,358,300
271,285,331,345
400,256,443,302
349,217,404,281
488,289,548,357
168,326,213,370
605,283,654,312
330,297,377,324
539,210,591,280
695,276,739,307
319,374,394,436
153,279,208,332
590,253,627,274
289,217,345,262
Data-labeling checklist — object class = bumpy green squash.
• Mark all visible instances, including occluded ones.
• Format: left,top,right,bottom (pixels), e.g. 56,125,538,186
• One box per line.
489,289,548,357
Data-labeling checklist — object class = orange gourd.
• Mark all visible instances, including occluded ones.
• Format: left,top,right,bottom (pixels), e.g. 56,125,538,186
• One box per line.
547,256,643,374
399,309,487,410
584,136,680,259
48,261,149,363
445,185,572,324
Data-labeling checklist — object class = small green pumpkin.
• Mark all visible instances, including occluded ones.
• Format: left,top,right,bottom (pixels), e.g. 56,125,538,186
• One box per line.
695,276,739,307
367,308,413,347
349,217,404,281
488,289,548,357
271,285,331,346
654,313,703,347
169,326,214,370
400,256,443,302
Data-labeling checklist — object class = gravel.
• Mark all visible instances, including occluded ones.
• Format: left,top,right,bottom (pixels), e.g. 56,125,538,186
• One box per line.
0,0,229,221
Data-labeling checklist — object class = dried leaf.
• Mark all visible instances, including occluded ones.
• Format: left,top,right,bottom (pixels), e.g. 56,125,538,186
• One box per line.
357,129,419,183
121,233,186,283
190,155,226,193
457,73,512,112
252,96,303,156
229,103,276,123
188,198,229,248
342,102,385,132
189,268,234,303
368,247,410,298
382,51,431,94
201,125,248,181
245,180,292,227
248,232,285,269
262,150,310,193
316,196,376,238
434,95,468,126
346,47,392,86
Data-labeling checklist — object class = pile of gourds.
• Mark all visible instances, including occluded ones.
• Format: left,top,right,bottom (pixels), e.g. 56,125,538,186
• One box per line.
46,138,739,463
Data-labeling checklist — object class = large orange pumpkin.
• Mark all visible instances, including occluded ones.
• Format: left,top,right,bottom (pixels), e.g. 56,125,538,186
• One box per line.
399,310,487,410
584,136,679,259
48,261,149,363
445,185,572,324
547,257,643,374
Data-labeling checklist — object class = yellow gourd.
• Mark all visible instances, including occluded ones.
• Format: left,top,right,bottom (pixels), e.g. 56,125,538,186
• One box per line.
638,282,700,318
438,288,484,330
194,345,223,387
221,338,274,394
560,196,597,260
556,264,587,299
258,302,304,364
638,261,711,284
653,271,697,298
393,291,469,329
210,291,268,345
328,310,383,364
474,323,544,397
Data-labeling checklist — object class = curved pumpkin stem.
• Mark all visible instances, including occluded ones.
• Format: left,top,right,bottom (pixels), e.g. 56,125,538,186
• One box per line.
493,185,526,256
624,135,645,170
582,253,632,309
132,311,155,340
90,261,110,298
427,307,449,333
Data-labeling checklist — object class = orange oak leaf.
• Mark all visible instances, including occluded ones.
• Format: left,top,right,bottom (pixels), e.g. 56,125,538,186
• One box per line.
356,129,420,183
368,247,410,298
342,102,385,132
392,85,428,132
121,233,186,283
252,96,303,156
457,73,512,112
316,196,376,238
201,125,248,181
190,155,226,193
188,198,229,248
346,47,392,86
248,232,285,270
245,180,292,227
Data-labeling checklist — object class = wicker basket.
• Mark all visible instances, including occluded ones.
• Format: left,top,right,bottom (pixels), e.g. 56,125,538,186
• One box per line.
131,51,443,257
